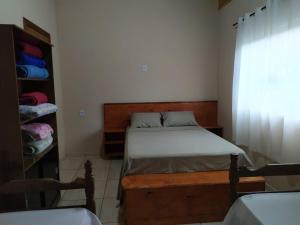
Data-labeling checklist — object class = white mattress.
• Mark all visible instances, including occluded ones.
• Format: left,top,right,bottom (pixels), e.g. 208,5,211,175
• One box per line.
0,208,101,225
224,192,300,225
124,126,252,175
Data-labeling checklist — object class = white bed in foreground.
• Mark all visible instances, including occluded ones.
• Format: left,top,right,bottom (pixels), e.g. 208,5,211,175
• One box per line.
0,208,101,225
224,192,300,225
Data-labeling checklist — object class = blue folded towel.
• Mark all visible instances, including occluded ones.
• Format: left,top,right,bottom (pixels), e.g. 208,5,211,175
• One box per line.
18,52,46,68
16,65,49,79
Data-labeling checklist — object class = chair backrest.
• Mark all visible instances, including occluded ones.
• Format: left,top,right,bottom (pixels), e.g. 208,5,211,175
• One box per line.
0,160,96,213
229,154,300,204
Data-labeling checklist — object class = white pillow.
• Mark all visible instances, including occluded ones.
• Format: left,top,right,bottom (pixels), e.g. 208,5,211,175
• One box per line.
131,112,162,128
162,111,198,127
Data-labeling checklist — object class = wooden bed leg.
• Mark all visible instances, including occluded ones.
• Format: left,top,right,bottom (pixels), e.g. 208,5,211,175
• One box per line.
85,160,96,214
229,154,239,205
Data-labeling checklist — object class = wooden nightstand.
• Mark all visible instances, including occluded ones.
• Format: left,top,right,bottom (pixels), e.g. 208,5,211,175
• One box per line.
103,129,125,157
204,126,223,137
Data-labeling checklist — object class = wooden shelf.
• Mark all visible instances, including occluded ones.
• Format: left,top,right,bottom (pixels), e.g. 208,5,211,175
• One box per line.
105,140,124,145
17,77,50,81
103,129,125,158
20,112,56,125
23,142,57,172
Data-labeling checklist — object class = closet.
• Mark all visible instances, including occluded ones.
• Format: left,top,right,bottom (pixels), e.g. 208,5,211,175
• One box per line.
0,24,60,211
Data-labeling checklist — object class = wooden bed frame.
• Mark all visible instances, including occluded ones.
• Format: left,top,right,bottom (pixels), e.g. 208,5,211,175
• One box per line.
104,101,265,225
0,161,96,213
104,101,219,130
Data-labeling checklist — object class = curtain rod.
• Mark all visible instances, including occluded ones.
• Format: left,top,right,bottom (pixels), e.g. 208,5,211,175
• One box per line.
232,6,266,27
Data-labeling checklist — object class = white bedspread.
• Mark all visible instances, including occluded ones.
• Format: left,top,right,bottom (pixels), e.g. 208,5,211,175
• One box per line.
224,192,300,225
124,126,252,175
0,208,101,225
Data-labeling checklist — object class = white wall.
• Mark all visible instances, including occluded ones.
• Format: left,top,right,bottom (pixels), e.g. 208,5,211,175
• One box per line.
0,0,66,159
218,0,266,140
56,0,220,156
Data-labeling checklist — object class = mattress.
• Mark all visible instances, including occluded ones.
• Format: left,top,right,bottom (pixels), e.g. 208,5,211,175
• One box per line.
224,192,300,225
0,208,101,225
123,126,252,175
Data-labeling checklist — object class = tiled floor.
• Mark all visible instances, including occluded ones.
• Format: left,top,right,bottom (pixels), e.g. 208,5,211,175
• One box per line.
59,155,223,225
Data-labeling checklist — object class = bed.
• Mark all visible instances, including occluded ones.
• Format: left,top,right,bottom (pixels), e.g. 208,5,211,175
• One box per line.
225,192,300,225
225,154,300,225
103,101,265,225
0,208,101,225
124,126,251,175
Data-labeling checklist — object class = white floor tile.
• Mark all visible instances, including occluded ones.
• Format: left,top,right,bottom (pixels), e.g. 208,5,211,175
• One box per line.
95,198,103,218
62,189,86,201
59,169,80,197
60,157,84,170
104,180,119,198
74,169,85,178
76,166,109,181
95,180,107,198
100,198,120,223
59,170,77,182
108,160,123,180
84,156,111,169
58,199,85,207
111,160,123,168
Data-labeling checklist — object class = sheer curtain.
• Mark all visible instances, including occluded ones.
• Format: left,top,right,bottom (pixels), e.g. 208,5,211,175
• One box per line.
232,0,300,163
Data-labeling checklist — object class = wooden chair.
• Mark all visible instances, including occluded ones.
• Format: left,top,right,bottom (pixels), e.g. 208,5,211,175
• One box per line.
0,160,96,213
229,154,300,204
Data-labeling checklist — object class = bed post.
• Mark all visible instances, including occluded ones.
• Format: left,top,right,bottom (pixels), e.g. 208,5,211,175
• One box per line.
229,154,239,205
85,160,96,214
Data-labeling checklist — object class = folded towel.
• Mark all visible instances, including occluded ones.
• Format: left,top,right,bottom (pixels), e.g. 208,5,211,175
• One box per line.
16,65,49,79
19,92,48,105
21,123,54,140
18,52,46,68
24,135,53,155
20,42,43,58
19,103,58,118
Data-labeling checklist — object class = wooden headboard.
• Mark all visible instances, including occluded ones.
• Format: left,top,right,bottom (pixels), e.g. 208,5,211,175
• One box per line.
103,101,218,131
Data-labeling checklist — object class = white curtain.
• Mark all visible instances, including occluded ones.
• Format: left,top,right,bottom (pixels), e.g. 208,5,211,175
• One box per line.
232,0,300,163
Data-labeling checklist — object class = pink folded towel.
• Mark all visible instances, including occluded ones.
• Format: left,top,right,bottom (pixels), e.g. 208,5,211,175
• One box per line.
21,123,54,140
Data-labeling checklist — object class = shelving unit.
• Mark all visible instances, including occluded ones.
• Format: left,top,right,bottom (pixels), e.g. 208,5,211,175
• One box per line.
103,129,125,158
0,25,60,211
